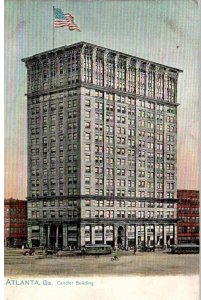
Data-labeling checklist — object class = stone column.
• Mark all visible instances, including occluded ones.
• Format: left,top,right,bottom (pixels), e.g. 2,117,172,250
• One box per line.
77,224,81,249
114,225,118,249
56,225,59,248
155,66,159,99
92,47,97,85
154,224,157,246
114,54,119,90
126,58,131,92
63,223,68,248
125,224,128,249
81,224,85,247
104,225,107,244
80,45,86,82
163,224,167,246
145,63,150,97
27,224,32,248
103,50,108,86
26,64,31,94
173,73,178,104
173,224,177,245
135,225,138,247
54,55,59,87
47,56,52,89
40,225,44,246
38,58,44,94
47,224,50,247
144,224,147,247
135,60,141,95
164,69,169,101
91,225,95,244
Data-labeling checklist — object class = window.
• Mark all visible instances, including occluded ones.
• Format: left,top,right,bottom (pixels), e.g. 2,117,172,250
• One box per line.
85,121,91,129
85,154,91,162
68,210,73,217
85,177,91,185
31,211,36,218
138,211,145,218
85,133,91,140
85,99,91,106
138,191,145,197
85,144,91,151
85,210,91,218
59,210,63,217
138,201,145,208
85,166,91,173
147,172,154,179
85,188,91,194
50,211,55,218
167,192,174,199
85,111,91,118
138,181,145,188
148,122,154,129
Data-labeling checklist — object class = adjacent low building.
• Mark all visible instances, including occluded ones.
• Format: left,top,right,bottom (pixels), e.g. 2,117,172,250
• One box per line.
4,198,27,247
177,190,199,244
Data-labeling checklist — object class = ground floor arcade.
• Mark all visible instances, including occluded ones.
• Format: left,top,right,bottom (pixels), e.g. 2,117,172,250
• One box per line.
27,221,177,250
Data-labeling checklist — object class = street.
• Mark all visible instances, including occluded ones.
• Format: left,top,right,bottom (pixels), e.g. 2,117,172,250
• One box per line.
4,248,199,277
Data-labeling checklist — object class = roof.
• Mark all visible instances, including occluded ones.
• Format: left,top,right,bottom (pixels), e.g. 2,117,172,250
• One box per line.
84,244,111,248
22,41,183,73
177,189,199,193
174,244,199,248
4,198,27,204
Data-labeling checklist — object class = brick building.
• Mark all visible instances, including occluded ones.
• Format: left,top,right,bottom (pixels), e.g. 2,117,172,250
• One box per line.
4,198,27,247
22,42,182,249
177,190,199,244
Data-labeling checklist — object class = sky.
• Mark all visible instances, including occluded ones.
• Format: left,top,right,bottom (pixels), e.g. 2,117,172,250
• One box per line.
4,0,199,199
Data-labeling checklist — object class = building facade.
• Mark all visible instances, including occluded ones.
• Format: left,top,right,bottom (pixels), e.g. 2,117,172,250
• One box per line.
177,190,199,244
22,42,182,249
4,198,27,247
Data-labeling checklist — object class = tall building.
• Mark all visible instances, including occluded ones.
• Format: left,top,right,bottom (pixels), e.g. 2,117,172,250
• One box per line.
4,199,27,247
22,42,182,249
177,190,199,245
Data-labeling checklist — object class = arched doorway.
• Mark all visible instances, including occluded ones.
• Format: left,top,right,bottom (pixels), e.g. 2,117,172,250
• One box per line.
117,226,124,249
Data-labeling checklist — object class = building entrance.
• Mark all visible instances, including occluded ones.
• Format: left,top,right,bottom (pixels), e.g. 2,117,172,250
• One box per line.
58,224,63,248
32,239,40,247
50,224,56,248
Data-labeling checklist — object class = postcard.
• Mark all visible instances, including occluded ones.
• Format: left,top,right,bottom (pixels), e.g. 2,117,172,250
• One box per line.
4,1,199,299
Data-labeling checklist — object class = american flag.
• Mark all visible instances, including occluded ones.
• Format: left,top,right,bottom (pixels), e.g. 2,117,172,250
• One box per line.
53,7,81,31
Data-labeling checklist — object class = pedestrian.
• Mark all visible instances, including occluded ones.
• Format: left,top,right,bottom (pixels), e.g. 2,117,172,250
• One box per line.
134,245,136,255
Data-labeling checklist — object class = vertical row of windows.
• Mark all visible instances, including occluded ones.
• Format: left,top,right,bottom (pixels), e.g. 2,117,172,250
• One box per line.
67,94,78,196
105,93,114,196
116,59,126,91
83,48,92,83
95,51,104,86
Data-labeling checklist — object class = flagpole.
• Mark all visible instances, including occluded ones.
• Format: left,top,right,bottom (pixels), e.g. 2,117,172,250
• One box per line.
53,6,55,49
